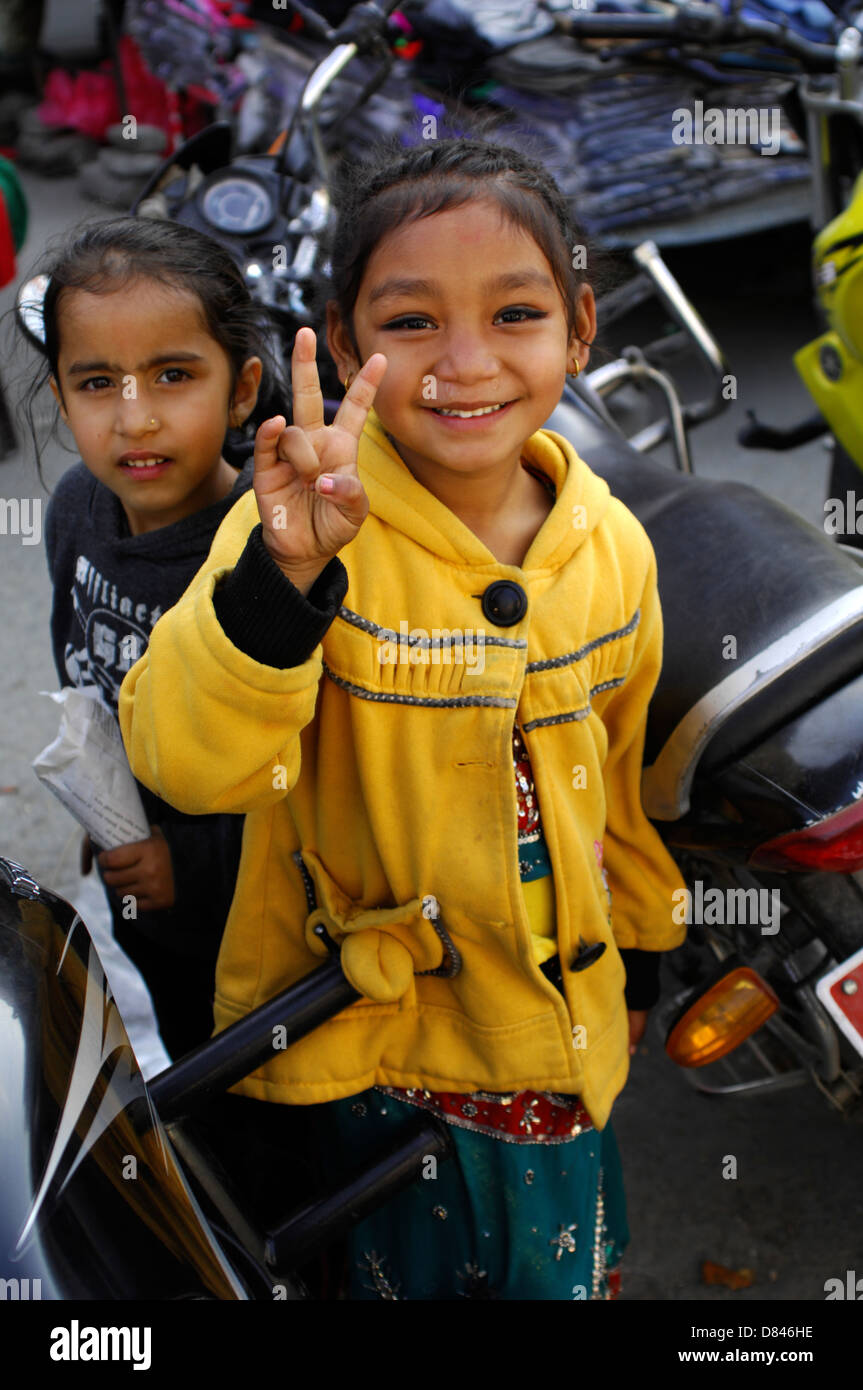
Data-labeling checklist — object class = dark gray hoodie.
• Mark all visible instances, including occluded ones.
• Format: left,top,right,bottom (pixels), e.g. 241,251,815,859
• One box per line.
44,439,254,960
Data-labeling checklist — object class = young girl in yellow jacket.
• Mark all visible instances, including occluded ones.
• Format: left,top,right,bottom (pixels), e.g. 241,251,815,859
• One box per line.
120,136,687,1300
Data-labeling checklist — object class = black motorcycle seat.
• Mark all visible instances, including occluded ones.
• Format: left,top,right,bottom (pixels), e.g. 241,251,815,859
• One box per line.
544,395,863,819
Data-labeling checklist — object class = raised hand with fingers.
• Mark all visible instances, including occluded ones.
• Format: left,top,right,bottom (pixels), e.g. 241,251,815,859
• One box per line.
254,327,387,596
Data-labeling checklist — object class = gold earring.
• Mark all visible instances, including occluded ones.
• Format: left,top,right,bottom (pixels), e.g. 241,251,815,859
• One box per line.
567,362,581,379
343,371,354,392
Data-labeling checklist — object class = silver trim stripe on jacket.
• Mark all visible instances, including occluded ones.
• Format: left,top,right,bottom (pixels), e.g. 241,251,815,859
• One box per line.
324,607,641,722
525,609,641,673
337,605,526,651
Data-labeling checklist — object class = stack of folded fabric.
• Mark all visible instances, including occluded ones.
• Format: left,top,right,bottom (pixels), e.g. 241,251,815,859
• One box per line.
400,0,819,242
472,71,811,239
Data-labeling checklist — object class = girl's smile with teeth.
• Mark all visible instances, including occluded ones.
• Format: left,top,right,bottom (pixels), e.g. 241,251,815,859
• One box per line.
426,397,519,432
117,453,175,480
432,402,512,417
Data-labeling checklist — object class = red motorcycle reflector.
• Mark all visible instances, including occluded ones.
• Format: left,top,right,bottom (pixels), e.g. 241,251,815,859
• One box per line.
748,798,863,872
815,944,863,1062
666,967,780,1068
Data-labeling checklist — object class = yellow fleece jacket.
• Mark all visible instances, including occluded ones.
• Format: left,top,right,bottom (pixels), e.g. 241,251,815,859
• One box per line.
119,408,686,1128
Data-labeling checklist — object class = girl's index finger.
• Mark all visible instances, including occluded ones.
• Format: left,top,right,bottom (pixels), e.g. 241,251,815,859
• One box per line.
333,353,388,440
291,326,325,434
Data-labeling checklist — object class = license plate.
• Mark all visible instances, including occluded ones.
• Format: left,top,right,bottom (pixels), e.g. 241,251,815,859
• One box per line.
816,944,863,1060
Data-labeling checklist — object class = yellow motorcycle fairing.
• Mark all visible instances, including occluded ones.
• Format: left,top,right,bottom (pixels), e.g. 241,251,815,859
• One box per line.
794,169,863,473
794,332,863,472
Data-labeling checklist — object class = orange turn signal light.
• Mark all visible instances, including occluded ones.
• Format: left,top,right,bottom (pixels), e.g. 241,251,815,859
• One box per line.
666,967,780,1068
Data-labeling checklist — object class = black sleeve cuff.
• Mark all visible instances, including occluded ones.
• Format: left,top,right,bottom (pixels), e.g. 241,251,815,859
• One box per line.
619,948,663,1010
212,523,349,667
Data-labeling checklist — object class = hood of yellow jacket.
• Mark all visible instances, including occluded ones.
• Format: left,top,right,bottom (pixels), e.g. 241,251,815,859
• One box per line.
356,407,610,571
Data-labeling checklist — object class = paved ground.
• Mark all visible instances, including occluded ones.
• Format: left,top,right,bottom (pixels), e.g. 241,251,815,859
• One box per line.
1,166,862,1303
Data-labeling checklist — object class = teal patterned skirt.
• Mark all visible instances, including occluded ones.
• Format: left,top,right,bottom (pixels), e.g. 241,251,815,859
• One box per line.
312,1084,629,1301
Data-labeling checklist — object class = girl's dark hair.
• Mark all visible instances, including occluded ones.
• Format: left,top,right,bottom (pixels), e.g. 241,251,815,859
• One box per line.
17,215,285,481
321,123,618,369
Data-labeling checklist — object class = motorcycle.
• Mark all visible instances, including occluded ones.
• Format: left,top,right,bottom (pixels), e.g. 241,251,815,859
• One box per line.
6,0,863,1299
543,3,863,1113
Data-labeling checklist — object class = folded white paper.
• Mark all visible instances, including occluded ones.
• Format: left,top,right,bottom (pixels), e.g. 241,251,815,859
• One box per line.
33,687,150,849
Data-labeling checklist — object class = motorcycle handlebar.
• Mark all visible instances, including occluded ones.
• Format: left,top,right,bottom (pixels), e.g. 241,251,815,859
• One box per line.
298,0,854,71
326,0,406,51
555,2,850,74
275,0,405,48
283,0,407,167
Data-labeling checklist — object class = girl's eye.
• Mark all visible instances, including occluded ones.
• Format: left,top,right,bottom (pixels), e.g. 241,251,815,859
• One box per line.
496,308,548,324
381,316,434,331
381,308,548,331
76,366,192,391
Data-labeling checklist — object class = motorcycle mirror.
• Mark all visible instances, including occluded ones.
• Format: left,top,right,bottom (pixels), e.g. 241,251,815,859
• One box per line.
16,274,49,352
